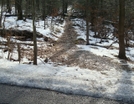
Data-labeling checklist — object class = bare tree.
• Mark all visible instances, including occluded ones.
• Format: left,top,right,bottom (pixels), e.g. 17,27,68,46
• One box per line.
32,0,37,65
0,0,4,27
62,0,68,18
15,0,23,20
86,0,89,45
118,0,126,59
6,0,11,14
41,0,46,29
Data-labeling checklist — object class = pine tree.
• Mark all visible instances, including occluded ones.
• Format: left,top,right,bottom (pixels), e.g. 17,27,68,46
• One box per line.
32,0,37,65
118,0,126,59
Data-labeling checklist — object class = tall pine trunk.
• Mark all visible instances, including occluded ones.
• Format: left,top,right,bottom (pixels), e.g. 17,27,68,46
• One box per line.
7,0,11,14
42,0,46,20
42,0,46,29
62,0,65,17
32,0,37,65
16,0,23,20
86,0,89,45
0,0,4,27
118,0,126,59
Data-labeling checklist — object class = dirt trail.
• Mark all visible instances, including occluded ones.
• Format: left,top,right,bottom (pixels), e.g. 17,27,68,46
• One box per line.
45,18,78,63
45,18,123,71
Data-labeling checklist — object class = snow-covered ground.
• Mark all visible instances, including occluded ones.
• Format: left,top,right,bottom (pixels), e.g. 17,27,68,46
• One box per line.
72,18,134,61
4,16,65,41
0,58,134,103
0,15,134,103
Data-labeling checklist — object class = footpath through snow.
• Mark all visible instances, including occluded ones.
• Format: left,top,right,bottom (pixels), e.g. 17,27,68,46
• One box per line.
0,18,134,103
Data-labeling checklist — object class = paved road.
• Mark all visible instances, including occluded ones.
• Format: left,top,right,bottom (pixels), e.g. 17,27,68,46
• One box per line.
0,84,126,104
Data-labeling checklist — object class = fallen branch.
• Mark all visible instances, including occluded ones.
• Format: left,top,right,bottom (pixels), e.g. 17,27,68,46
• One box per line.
0,41,34,46
89,40,118,49
107,40,118,49
89,43,110,49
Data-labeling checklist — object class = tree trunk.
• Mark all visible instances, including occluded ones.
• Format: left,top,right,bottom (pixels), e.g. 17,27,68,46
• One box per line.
32,0,37,65
62,0,65,17
6,0,11,14
42,0,46,29
47,0,52,15
16,0,23,20
36,0,40,10
0,0,4,27
118,0,126,59
42,0,46,19
90,0,94,28
15,0,17,14
24,0,28,21
64,0,68,14
86,0,89,45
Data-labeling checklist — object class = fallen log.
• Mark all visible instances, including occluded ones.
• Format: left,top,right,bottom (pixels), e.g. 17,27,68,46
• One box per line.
4,14,32,18
0,41,34,46
0,29,43,41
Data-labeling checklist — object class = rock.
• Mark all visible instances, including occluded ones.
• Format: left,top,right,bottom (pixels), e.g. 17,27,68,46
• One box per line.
44,57,48,63
74,38,85,44
44,36,48,42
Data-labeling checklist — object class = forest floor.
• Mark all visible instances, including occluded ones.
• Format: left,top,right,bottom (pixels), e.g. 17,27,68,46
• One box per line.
44,18,130,71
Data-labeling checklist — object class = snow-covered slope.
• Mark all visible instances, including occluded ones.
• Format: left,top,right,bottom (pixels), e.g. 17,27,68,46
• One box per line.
72,18,134,61
4,16,65,41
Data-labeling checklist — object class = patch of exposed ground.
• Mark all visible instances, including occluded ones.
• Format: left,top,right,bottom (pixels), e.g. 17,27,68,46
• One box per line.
42,18,128,71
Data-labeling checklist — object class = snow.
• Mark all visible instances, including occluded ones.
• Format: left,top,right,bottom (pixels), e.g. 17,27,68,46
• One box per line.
72,18,134,61
3,16,65,41
77,45,119,59
0,13,134,103
0,59,134,103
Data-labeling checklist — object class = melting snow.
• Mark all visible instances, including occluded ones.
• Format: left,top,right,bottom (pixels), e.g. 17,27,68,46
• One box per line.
0,59,134,103
0,15,134,103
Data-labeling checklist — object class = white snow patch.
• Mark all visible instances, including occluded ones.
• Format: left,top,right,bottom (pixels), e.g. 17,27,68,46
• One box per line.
72,18,134,62
3,16,65,41
0,59,134,102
